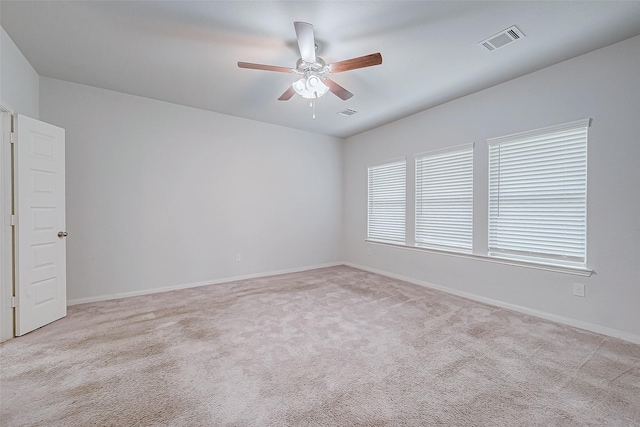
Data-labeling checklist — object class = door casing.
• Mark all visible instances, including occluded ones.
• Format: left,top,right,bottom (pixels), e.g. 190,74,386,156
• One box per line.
1,107,14,342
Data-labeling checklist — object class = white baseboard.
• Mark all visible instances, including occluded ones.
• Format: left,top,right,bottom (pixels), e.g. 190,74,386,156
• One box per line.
344,262,640,345
67,262,342,306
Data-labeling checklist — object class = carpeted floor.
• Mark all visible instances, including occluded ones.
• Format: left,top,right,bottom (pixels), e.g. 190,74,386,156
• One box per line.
1,265,639,426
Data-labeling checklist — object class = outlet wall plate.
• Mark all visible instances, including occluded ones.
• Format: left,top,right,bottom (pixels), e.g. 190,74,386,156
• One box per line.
573,283,585,297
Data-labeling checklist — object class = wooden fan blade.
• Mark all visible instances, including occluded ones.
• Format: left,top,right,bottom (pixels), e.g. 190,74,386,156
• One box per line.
237,62,294,73
278,86,296,101
329,53,382,73
294,22,316,63
324,78,354,100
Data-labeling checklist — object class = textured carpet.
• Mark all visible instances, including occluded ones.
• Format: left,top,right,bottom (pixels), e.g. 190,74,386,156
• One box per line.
1,265,639,426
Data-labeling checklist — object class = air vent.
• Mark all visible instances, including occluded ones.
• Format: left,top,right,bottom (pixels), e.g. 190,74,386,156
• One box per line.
337,109,357,117
479,26,525,51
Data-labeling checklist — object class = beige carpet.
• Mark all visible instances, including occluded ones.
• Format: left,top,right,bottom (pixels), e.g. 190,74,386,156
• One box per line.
1,266,639,426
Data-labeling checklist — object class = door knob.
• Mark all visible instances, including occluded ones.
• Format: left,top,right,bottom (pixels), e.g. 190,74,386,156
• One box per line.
58,231,68,238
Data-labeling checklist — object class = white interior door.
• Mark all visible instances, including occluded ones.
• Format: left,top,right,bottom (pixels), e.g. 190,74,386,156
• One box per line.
15,115,66,336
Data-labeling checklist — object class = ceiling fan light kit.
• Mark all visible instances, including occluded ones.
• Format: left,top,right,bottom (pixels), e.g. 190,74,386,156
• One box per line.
293,75,329,99
238,21,382,118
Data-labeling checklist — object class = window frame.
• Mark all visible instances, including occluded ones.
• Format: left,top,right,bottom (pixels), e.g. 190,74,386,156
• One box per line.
415,144,474,254
367,158,407,244
487,119,591,269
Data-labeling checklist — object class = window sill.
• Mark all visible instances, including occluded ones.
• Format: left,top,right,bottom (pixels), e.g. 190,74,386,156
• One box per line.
364,240,594,277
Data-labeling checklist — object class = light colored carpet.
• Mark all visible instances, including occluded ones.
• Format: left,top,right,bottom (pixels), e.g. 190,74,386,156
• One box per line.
1,265,639,426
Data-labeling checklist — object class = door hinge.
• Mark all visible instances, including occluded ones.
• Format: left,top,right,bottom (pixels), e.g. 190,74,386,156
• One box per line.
10,215,16,226
9,115,15,143
10,296,16,308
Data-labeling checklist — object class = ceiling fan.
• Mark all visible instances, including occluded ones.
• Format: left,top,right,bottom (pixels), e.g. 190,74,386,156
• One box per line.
238,22,382,104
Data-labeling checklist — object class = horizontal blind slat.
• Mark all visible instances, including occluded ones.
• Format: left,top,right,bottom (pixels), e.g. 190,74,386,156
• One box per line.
488,121,588,267
416,147,473,253
368,160,406,244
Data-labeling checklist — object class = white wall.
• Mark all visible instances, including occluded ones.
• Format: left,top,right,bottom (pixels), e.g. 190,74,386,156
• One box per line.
344,35,640,341
0,26,39,117
40,78,343,302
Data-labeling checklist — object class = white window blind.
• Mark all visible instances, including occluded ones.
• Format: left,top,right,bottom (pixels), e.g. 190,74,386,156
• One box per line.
368,159,406,244
488,119,590,268
415,145,473,253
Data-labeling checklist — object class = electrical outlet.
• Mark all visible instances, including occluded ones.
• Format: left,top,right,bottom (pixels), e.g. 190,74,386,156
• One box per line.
235,253,241,262
573,283,585,297
367,248,372,256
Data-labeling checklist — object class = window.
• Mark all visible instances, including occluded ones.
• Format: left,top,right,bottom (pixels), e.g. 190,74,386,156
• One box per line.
415,145,473,253
488,119,590,268
368,159,406,244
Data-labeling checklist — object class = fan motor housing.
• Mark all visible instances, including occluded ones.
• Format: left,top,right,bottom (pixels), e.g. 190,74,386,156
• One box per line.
296,57,328,75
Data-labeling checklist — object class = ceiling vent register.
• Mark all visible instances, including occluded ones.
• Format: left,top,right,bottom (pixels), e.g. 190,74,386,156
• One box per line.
480,26,525,51
337,109,358,117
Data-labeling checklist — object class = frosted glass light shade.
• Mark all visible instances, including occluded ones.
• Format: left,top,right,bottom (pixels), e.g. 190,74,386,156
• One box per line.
293,75,329,99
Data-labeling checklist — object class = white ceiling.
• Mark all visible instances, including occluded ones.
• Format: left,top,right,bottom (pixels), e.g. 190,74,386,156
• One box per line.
2,1,640,138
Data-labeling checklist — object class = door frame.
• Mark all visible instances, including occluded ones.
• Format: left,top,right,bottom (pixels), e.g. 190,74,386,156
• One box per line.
1,105,15,342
